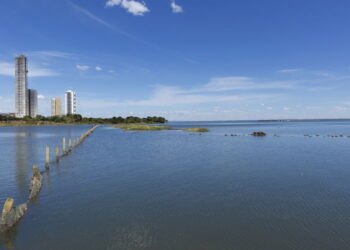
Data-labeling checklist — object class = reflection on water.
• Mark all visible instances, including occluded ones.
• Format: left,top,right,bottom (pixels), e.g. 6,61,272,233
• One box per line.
14,132,28,199
13,128,44,200
107,223,154,250
0,125,91,249
0,224,18,249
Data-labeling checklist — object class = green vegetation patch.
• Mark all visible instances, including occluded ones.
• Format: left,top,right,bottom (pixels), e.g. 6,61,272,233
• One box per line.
0,114,167,127
114,124,171,131
181,127,209,132
113,124,209,132
251,131,267,136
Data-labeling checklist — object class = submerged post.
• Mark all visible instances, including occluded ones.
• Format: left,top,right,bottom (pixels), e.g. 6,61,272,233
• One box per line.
55,147,59,162
45,146,50,168
62,137,66,155
0,198,27,232
29,165,43,200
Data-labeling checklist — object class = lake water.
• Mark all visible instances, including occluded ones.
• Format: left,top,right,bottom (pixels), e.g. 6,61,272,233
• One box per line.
1,121,350,249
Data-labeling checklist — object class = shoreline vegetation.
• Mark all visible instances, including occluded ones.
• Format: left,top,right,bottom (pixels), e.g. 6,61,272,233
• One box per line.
0,114,167,127
113,124,209,132
0,114,210,132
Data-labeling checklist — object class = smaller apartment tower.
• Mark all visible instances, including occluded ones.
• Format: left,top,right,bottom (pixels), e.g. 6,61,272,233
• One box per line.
27,89,38,118
51,98,62,116
65,90,76,115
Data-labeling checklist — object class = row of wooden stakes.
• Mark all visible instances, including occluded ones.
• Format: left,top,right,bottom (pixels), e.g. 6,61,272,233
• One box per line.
0,125,100,233
45,125,99,167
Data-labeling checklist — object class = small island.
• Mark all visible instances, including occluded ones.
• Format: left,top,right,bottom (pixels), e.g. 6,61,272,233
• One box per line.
113,124,209,132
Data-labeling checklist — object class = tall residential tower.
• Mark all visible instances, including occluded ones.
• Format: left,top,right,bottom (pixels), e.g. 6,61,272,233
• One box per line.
15,55,28,118
65,90,76,115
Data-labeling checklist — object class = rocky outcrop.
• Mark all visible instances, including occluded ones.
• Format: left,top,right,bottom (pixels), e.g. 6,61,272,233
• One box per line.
0,199,27,232
251,131,267,136
29,165,43,200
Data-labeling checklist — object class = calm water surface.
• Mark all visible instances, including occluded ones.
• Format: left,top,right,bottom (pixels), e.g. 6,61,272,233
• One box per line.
1,121,350,249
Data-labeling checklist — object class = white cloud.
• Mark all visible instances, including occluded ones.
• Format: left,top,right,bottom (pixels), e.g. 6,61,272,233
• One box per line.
95,66,102,71
305,106,321,110
76,64,90,71
283,107,290,111
170,1,183,13
106,0,150,16
0,62,58,77
38,95,45,99
0,62,15,76
278,69,302,73
334,106,349,111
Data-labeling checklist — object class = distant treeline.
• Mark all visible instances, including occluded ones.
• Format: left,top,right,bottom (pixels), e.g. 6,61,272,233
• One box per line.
0,114,167,124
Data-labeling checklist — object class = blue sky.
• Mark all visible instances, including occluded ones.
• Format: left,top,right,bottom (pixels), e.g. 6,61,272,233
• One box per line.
1,0,350,120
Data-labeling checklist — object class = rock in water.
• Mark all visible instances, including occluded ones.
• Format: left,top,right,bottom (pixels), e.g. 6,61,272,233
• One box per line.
251,131,267,136
0,199,27,232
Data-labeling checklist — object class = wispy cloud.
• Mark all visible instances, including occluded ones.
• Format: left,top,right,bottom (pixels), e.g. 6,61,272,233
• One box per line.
170,1,183,13
27,50,74,59
76,64,90,71
66,1,196,64
0,62,59,77
67,0,148,43
200,76,297,92
79,76,287,108
67,0,115,29
278,68,302,73
106,0,150,16
38,95,45,99
95,66,102,71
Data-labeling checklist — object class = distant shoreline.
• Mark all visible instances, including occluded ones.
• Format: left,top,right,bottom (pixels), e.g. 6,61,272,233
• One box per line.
0,121,99,127
2,118,350,127
257,118,350,122
166,118,350,123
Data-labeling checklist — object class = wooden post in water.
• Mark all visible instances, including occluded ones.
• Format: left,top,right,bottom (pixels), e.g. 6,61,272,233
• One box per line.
55,147,59,162
68,139,72,152
45,146,50,168
2,198,14,218
62,137,66,155
33,165,40,176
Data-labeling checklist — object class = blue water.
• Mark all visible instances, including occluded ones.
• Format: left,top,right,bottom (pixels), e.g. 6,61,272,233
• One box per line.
1,121,350,249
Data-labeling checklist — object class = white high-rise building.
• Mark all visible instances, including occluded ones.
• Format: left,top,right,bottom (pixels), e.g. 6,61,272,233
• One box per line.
65,90,76,115
28,89,38,118
15,55,28,118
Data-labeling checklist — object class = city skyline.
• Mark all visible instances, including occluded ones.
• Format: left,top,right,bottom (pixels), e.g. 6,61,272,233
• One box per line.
1,1,350,120
12,55,75,118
